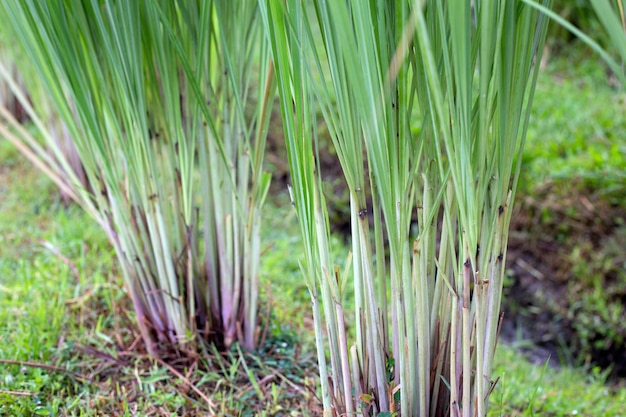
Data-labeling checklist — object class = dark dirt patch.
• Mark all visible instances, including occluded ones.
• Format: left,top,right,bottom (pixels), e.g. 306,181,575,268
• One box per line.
503,179,626,379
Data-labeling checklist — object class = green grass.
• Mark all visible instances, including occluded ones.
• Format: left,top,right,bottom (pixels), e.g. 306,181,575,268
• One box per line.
0,138,120,416
522,45,626,197
2,43,626,415
489,345,626,417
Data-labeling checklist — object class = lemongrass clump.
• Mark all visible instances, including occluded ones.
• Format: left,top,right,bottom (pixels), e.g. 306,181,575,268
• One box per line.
261,1,551,415
0,0,274,356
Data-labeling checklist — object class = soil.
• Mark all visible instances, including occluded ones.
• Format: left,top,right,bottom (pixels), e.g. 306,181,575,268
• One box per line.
503,180,626,378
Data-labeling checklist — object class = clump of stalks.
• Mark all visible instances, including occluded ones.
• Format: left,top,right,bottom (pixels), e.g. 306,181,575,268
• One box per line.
261,1,551,415
0,0,274,356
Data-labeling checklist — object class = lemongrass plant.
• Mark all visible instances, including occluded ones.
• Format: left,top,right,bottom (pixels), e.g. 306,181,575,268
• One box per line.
0,0,274,356
261,1,551,415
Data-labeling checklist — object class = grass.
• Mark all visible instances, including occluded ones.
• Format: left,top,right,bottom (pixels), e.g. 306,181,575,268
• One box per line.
1,42,626,415
522,45,626,196
489,346,626,417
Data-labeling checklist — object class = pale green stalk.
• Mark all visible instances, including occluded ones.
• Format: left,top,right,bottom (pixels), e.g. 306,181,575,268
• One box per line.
258,2,334,412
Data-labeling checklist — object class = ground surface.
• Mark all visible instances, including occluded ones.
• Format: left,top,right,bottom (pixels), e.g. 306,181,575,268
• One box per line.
2,43,626,416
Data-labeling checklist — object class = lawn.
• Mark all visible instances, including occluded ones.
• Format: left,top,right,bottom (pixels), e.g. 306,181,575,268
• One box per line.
1,42,626,416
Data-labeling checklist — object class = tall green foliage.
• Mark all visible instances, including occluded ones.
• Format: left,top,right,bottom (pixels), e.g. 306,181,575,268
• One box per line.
261,1,551,415
0,0,274,356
